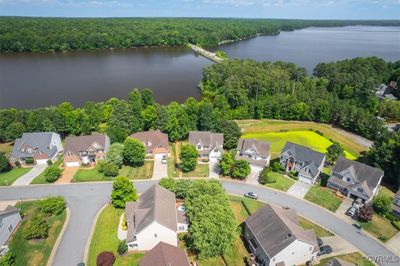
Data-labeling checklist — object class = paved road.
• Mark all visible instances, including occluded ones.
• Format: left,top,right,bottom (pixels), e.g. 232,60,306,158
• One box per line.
0,181,395,266
11,164,46,186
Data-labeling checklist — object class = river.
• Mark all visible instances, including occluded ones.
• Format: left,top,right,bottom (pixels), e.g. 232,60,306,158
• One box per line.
1,26,399,109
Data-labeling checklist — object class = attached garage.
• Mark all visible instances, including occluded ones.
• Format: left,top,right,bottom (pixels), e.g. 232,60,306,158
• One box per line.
36,159,49,165
65,161,80,167
298,174,313,184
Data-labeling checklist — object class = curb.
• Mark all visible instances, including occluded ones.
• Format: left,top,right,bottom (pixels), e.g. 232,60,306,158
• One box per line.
47,206,71,266
83,203,109,264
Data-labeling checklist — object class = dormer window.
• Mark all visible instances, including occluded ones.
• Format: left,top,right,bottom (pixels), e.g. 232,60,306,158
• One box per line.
197,145,201,150
357,188,363,193
346,178,351,182
147,141,152,146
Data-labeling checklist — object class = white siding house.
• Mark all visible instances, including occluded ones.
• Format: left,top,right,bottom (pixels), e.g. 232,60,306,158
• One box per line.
0,206,21,247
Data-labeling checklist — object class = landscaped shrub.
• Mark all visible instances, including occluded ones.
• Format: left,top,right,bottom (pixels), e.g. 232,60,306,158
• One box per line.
47,159,53,166
288,171,299,180
96,251,115,266
44,165,62,182
117,241,128,255
357,204,373,222
385,212,399,222
231,159,250,180
271,162,284,173
373,194,392,216
106,143,124,167
15,161,21,167
0,152,9,173
111,176,138,208
98,161,119,177
24,157,34,165
23,212,49,240
259,168,276,185
0,251,15,266
39,196,66,216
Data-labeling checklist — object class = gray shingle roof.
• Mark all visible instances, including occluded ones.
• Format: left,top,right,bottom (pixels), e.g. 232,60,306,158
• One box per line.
139,242,190,266
188,131,223,151
10,132,60,159
281,142,325,167
245,204,318,258
237,138,270,157
332,157,384,191
0,205,19,224
125,184,177,242
64,133,109,156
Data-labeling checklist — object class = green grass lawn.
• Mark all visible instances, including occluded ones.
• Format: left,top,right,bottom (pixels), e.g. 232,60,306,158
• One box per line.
181,163,209,178
242,130,356,159
73,161,154,182
360,214,398,242
316,252,374,266
31,156,64,184
265,172,295,191
7,200,66,266
87,205,144,266
304,185,343,212
0,142,13,155
0,167,32,186
237,119,366,158
298,217,334,237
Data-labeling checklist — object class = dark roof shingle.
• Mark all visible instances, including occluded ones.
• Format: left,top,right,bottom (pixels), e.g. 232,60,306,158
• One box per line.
139,242,190,266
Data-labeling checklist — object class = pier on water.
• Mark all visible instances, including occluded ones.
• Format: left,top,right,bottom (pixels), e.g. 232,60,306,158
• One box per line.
188,43,223,63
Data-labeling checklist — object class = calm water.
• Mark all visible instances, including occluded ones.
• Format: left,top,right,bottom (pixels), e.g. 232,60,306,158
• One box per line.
1,26,399,109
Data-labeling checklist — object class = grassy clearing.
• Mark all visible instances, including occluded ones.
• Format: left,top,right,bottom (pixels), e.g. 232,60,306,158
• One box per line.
72,161,154,182
304,185,342,212
0,167,32,186
182,164,210,178
0,142,13,155
242,131,356,160
31,156,64,184
316,252,374,266
265,172,295,191
237,119,366,158
167,143,179,177
8,200,66,266
360,212,398,242
298,217,333,238
87,205,144,266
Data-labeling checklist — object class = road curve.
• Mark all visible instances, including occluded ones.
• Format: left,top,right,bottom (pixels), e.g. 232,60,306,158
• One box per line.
0,180,395,266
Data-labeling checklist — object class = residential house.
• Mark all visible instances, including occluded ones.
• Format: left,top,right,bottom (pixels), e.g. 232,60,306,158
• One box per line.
244,204,319,266
125,184,187,251
0,206,21,248
280,142,326,184
375,82,399,100
129,130,169,158
63,133,110,167
8,132,62,166
236,138,271,171
188,131,223,160
327,157,384,202
325,258,354,266
392,190,400,217
139,241,190,266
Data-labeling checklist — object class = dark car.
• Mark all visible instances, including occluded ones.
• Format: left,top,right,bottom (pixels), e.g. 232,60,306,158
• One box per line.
244,192,258,200
317,245,333,256
352,223,363,230
317,237,323,247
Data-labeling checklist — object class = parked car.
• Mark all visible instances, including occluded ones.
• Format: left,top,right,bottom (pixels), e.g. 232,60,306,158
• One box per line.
317,237,323,247
244,192,258,200
346,206,357,217
352,198,363,209
317,245,333,256
161,154,167,164
352,223,363,230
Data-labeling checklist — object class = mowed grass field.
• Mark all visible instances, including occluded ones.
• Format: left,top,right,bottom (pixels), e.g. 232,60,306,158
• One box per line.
238,119,367,159
242,130,356,159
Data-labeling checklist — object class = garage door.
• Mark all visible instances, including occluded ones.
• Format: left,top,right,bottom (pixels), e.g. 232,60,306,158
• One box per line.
299,175,312,184
250,165,264,172
36,159,49,165
65,161,80,167
154,153,166,159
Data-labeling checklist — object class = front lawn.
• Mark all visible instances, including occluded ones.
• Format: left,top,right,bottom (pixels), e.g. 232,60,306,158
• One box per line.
181,163,209,178
242,130,356,159
304,185,342,212
87,205,144,266
7,200,67,266
31,156,64,184
0,167,32,186
316,252,374,266
265,172,295,191
298,217,334,237
360,214,398,242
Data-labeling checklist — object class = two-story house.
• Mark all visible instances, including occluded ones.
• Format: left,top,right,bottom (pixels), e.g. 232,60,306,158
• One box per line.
236,138,271,171
392,190,400,218
188,131,223,160
8,132,63,166
280,142,326,184
63,133,110,167
244,204,319,266
0,206,21,248
327,157,384,202
130,130,169,159
125,184,188,251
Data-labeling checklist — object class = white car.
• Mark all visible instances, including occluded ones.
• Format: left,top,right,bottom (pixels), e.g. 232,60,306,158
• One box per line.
161,154,167,164
352,198,363,210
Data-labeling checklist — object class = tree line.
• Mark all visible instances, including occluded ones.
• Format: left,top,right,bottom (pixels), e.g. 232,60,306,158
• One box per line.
1,17,400,52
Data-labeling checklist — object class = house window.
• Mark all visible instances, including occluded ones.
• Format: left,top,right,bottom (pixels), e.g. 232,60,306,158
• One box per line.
346,178,351,182
357,188,363,193
8,224,13,232
0,222,3,229
197,145,201,150
178,226,185,231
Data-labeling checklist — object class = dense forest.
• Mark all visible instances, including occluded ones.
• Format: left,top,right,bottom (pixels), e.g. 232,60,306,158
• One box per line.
1,17,400,52
0,57,399,188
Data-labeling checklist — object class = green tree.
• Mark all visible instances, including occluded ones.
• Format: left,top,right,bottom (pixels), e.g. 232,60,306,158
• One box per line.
44,165,62,183
123,138,146,166
326,142,345,164
231,159,250,180
141,88,155,108
98,161,119,177
0,152,9,173
106,143,125,167
198,102,217,131
5,122,25,141
111,176,138,208
141,105,158,130
39,196,66,216
23,212,49,240
372,194,392,216
106,125,128,144
259,168,276,184
219,153,234,176
218,120,241,149
180,144,198,172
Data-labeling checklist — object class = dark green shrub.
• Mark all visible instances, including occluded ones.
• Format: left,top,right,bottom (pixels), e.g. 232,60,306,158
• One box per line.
271,162,284,172
25,157,34,165
99,161,119,177
373,194,392,216
117,241,128,255
23,212,49,240
259,168,276,185
385,212,399,222
0,251,15,266
47,159,53,166
44,165,62,182
39,196,66,216
0,152,9,173
15,161,21,167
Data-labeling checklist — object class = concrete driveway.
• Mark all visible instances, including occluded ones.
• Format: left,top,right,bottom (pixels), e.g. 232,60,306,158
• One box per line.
318,235,358,259
11,164,46,186
56,167,79,184
246,169,261,185
335,198,354,223
209,158,220,178
152,155,167,180
287,181,311,198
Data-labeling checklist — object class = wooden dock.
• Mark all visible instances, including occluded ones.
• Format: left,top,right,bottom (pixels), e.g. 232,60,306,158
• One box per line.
188,43,223,63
